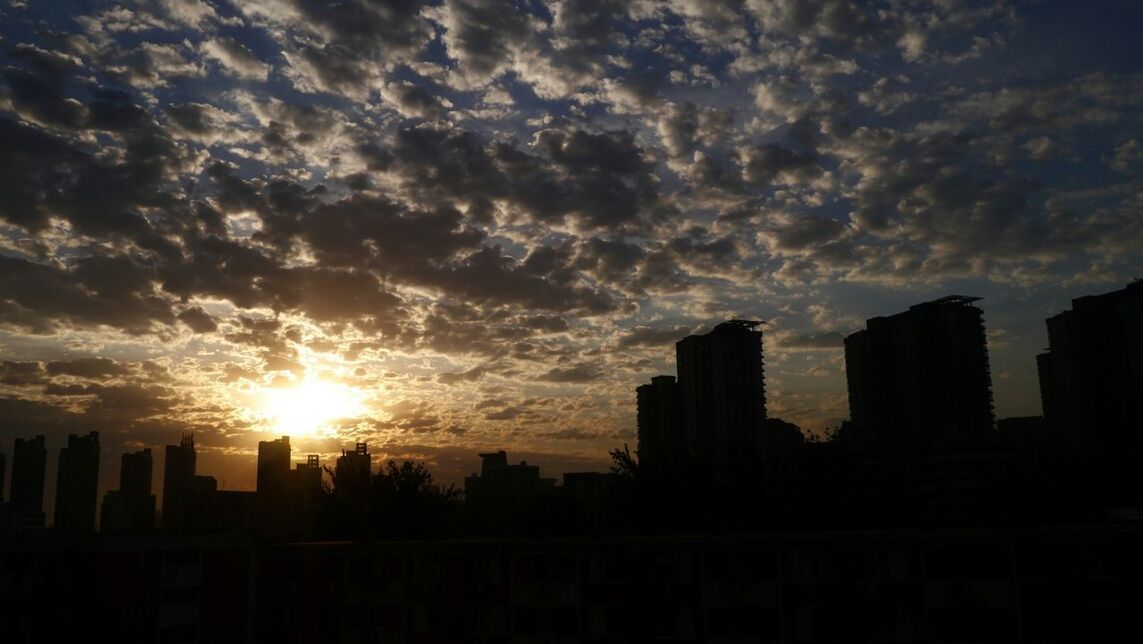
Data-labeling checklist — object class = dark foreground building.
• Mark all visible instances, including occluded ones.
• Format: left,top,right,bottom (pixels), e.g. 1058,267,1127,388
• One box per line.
101,448,156,534
845,296,995,445
676,320,767,470
54,431,100,534
2,527,1141,643
1037,281,1143,496
635,375,682,477
2,436,47,535
9,435,46,515
162,434,198,532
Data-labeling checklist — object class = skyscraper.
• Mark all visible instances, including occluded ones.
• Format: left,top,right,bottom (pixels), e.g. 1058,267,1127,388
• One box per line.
101,448,156,533
257,436,291,496
10,435,46,515
676,320,766,468
844,296,994,445
1036,281,1143,486
119,448,153,497
162,434,197,531
54,431,100,534
636,375,683,476
257,436,292,535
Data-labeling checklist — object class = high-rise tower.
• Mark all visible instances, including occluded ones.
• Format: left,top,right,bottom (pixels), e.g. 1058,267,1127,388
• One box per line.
1036,281,1143,492
54,431,100,534
162,433,197,531
10,435,46,515
676,320,766,468
844,296,994,445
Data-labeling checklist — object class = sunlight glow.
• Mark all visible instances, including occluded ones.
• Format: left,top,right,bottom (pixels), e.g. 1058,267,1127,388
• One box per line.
258,379,366,437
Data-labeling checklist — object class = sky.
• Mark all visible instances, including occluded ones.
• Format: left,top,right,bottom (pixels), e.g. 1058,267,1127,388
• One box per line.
1,0,1142,510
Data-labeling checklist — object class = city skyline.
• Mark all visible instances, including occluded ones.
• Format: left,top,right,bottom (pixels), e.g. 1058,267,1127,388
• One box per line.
2,1,1143,524
5,282,1141,531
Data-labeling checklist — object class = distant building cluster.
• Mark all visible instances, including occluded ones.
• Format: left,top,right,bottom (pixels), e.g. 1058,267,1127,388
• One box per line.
1,431,324,538
635,282,1143,518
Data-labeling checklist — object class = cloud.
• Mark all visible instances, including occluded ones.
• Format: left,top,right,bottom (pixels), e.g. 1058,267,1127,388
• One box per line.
45,358,131,378
741,144,823,186
201,37,271,81
436,366,486,385
539,364,601,383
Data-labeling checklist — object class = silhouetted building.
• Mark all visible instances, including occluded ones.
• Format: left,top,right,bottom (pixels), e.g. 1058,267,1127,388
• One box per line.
1037,281,1143,494
562,471,610,516
101,448,156,534
54,431,100,534
676,320,766,469
292,454,322,495
256,436,291,496
3,436,47,534
283,454,323,539
185,475,219,531
10,435,46,514
465,451,555,526
336,442,371,478
334,442,372,498
257,436,297,537
120,447,152,496
162,433,197,531
213,490,257,532
845,296,994,445
0,451,5,504
636,375,683,477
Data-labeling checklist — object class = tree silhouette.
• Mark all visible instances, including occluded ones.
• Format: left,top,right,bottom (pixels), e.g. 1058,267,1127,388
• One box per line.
369,460,460,539
609,443,639,481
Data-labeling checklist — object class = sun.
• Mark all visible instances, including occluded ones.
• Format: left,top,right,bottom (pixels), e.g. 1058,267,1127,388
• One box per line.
258,378,366,437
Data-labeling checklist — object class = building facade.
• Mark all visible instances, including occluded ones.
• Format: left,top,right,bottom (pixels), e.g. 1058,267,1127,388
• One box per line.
101,448,156,533
676,320,767,469
845,296,994,445
162,434,197,531
10,435,46,515
54,431,100,534
1036,281,1143,492
635,375,683,477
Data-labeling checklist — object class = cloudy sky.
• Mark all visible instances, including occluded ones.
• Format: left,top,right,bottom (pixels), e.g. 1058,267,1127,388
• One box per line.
2,0,1142,507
